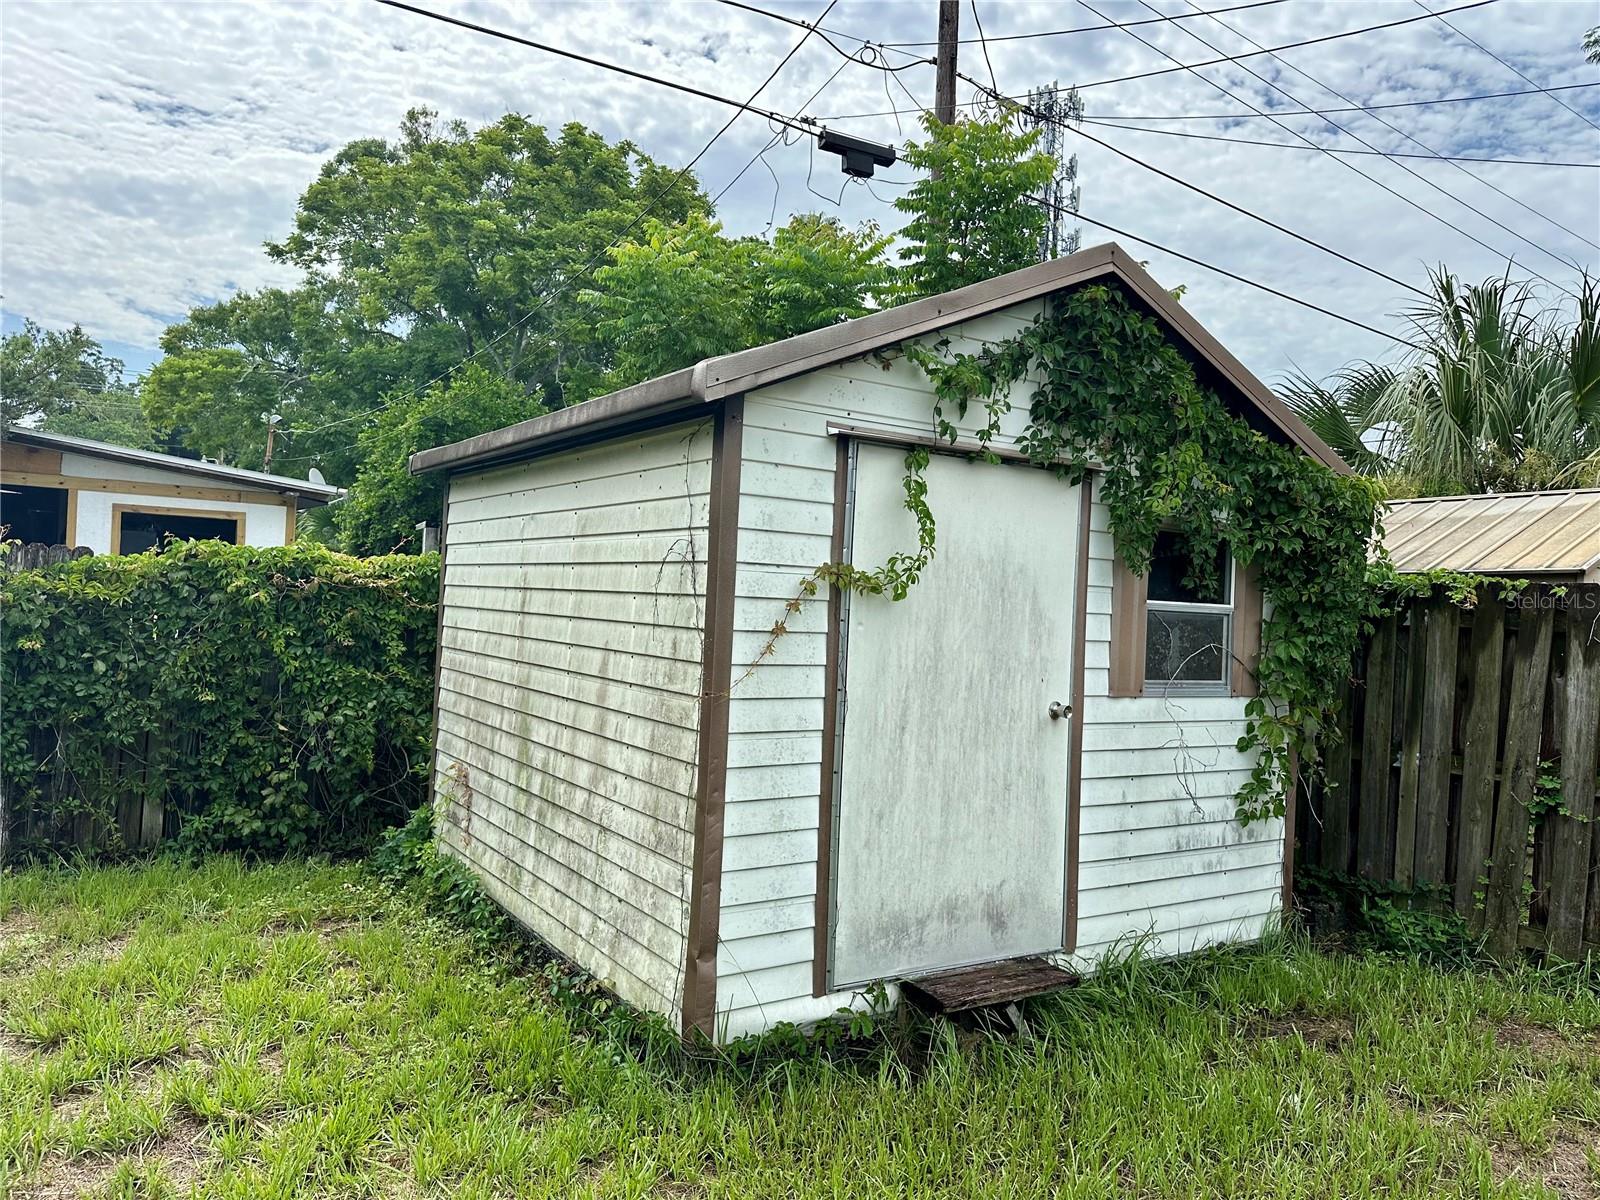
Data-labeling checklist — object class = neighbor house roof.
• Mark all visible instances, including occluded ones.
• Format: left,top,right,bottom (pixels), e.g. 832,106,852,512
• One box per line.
411,242,1350,477
1381,489,1600,582
2,427,342,506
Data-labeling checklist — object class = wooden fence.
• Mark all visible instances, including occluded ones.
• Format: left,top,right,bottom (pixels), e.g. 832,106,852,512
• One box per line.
1301,583,1600,960
0,542,92,572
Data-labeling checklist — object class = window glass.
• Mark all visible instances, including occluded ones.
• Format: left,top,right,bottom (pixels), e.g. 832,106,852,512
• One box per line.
1144,529,1232,690
1147,529,1229,605
117,511,239,555
1146,609,1229,684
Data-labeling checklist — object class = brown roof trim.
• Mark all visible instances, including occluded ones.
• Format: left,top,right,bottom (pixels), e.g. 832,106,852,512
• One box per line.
3,426,342,504
410,242,1349,477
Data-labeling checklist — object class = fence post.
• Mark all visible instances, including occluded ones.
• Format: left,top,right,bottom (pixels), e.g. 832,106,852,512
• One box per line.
1320,675,1354,874
1456,599,1506,923
1545,591,1600,959
1484,599,1556,962
1414,602,1459,890
1394,612,1427,887
1357,615,1398,880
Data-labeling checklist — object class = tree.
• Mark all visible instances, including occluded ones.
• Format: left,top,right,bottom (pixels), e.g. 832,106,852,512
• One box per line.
890,112,1056,302
1,320,130,430
579,212,889,393
335,365,544,555
1282,270,1600,494
1585,25,1598,63
266,110,706,409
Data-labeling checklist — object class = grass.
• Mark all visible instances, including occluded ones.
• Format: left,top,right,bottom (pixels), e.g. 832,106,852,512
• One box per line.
2,858,1597,1198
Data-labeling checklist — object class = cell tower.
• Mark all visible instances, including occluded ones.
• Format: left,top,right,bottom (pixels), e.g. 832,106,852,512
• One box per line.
1025,82,1083,262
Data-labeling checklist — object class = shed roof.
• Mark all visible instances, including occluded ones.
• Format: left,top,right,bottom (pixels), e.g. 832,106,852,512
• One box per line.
411,242,1349,477
2,427,343,506
1381,489,1600,582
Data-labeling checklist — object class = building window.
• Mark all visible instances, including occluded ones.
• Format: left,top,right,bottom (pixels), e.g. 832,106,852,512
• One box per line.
112,505,243,555
0,484,68,545
1144,529,1232,694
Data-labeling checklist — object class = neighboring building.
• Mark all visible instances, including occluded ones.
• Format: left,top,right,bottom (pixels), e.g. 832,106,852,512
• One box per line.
410,244,1350,1041
1381,489,1600,583
0,428,340,554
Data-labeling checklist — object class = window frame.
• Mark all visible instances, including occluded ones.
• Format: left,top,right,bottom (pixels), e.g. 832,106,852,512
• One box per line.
110,503,245,555
1141,533,1235,698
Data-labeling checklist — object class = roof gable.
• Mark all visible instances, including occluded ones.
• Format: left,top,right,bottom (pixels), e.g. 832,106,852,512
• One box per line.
411,242,1348,476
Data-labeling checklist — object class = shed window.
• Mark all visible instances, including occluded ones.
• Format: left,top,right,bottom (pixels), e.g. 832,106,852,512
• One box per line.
113,506,242,555
1144,530,1232,694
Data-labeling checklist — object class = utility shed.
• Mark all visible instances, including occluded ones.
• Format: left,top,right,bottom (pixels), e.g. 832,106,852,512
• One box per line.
411,243,1350,1040
1381,490,1600,582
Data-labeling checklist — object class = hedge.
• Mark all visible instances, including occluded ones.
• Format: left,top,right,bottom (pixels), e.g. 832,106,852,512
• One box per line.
1,541,438,858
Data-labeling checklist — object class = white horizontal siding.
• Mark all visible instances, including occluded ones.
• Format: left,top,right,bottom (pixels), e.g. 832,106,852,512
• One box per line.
435,421,713,1021
715,307,1283,1038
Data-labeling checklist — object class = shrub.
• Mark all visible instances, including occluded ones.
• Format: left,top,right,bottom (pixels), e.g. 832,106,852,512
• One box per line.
1,540,437,857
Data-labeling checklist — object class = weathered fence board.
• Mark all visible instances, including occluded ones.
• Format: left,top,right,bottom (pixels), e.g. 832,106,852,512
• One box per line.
1305,585,1600,961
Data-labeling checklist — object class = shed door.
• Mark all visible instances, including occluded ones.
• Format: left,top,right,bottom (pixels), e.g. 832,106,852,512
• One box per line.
828,441,1082,989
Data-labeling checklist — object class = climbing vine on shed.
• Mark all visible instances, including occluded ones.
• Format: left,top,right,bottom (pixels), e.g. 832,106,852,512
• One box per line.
757,284,1378,824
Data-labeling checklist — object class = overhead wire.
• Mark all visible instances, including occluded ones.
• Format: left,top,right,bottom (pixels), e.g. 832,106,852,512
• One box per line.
1066,0,1581,293
1068,0,1496,91
881,0,1287,46
969,0,1000,96
1175,0,1597,254
1079,119,1600,168
957,71,1430,299
711,0,932,69
1412,0,1600,134
815,81,1600,124
1030,194,1425,350
290,0,839,442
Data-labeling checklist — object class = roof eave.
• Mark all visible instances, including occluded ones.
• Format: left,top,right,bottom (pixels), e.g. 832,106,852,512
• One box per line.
408,242,1351,478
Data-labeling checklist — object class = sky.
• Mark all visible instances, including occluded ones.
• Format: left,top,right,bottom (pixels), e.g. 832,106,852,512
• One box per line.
2,0,1597,391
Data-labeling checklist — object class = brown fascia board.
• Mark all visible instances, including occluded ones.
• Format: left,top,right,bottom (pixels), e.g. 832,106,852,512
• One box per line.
409,242,1350,476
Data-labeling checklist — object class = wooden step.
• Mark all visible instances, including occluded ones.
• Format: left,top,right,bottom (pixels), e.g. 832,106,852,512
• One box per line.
900,956,1079,1014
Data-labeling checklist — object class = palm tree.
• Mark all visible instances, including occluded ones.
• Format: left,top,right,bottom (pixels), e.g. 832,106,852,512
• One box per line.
1282,269,1600,495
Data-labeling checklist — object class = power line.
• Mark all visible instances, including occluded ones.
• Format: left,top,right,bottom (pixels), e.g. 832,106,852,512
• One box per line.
882,0,1287,46
1080,119,1600,169
297,0,840,441
1179,0,1597,254
1070,0,1496,91
815,81,1600,124
711,0,932,69
373,0,817,137
959,72,1430,300
1413,0,1600,134
969,0,1000,96
1031,195,1425,350
1067,0,1579,295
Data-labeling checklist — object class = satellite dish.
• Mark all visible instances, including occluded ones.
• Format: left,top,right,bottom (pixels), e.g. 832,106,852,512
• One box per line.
308,468,327,486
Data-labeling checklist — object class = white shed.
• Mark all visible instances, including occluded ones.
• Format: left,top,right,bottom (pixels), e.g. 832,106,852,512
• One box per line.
411,244,1349,1040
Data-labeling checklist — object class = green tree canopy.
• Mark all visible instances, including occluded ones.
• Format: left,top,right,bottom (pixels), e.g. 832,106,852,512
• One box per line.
1,320,138,434
335,365,545,555
890,111,1056,302
1282,270,1600,494
579,212,889,393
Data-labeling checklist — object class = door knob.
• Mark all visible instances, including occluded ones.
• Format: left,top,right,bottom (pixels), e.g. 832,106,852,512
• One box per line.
1049,701,1071,720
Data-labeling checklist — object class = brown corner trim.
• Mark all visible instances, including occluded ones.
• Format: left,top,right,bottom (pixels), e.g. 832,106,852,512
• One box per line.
812,436,851,998
1064,472,1093,956
682,397,744,1038
426,488,451,814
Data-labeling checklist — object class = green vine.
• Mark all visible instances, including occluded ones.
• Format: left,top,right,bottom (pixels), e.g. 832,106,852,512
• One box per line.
770,284,1381,825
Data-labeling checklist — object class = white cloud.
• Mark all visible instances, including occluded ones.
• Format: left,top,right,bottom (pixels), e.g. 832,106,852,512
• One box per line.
2,0,1596,385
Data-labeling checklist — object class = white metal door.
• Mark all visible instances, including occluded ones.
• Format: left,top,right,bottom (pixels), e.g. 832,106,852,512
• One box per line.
829,441,1081,988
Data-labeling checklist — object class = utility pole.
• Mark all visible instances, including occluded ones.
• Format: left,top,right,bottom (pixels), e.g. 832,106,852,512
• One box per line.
934,0,959,125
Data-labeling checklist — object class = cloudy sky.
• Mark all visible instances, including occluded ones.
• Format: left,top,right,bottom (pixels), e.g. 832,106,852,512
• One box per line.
2,0,1596,390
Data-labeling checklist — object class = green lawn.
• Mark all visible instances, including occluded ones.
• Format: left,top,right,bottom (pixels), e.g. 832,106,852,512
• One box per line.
1,860,1597,1199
